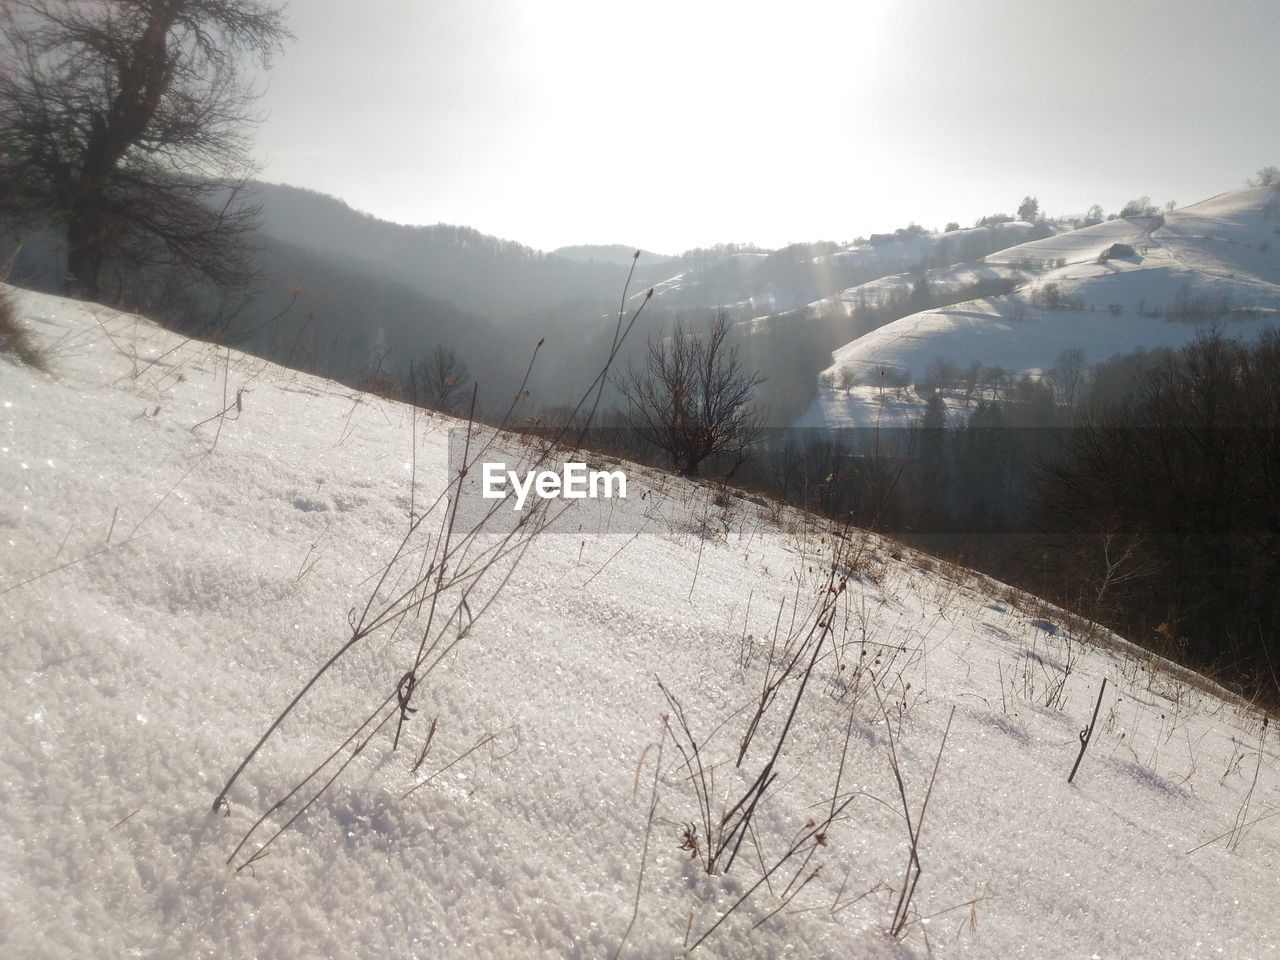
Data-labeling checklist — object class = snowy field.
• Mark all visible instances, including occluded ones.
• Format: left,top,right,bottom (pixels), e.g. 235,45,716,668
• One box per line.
2,285,1278,958
798,187,1280,429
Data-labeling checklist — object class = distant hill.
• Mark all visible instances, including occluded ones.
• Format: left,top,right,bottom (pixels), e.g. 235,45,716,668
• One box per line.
222,234,537,403
551,244,668,266
249,182,638,323
796,187,1280,429
716,223,1054,423
250,183,1036,326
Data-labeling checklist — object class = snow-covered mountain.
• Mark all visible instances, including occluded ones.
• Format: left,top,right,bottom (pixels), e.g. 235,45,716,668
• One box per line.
795,187,1280,429
2,285,1278,958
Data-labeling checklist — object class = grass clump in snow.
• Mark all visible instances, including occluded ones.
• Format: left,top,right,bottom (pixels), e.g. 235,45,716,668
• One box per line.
621,521,963,953
212,257,656,871
0,288,46,370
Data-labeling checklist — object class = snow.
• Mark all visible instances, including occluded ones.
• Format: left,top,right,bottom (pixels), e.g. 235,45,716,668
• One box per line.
2,284,1278,958
798,188,1280,429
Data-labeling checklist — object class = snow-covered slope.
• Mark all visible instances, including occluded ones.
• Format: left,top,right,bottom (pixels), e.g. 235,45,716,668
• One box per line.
810,221,1048,278
632,222,1047,319
3,285,1278,958
799,188,1280,429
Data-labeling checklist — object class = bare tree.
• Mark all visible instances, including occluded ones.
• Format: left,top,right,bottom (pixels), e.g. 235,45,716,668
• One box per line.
617,312,765,476
1248,165,1279,188
412,344,471,412
921,356,959,394
0,0,289,301
962,359,984,400
1120,196,1157,218
1050,347,1089,408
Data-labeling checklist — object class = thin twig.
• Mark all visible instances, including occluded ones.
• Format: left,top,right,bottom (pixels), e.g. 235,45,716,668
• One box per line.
1068,678,1108,784
614,725,666,959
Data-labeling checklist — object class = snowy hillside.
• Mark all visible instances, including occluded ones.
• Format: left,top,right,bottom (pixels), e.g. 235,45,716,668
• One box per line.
631,221,1045,319
3,285,1278,958
726,221,1049,329
798,188,1280,429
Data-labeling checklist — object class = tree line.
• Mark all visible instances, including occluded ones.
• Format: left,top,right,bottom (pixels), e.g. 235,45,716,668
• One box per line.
746,330,1278,703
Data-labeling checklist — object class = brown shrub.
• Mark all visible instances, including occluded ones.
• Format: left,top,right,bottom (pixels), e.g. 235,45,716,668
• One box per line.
0,289,46,370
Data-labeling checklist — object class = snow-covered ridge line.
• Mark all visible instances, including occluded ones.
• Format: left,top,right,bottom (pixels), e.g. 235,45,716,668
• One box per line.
796,186,1280,430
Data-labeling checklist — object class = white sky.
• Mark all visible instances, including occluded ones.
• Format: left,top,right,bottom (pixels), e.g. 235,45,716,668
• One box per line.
253,0,1280,254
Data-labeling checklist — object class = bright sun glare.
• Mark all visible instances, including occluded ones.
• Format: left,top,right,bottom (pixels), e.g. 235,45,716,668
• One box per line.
254,0,1280,252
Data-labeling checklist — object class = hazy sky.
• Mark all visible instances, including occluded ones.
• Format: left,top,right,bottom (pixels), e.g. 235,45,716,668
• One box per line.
254,0,1280,254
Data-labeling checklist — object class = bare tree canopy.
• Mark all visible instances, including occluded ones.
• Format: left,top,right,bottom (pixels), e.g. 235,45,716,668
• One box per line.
1250,165,1279,188
0,0,290,301
617,311,765,476
412,344,471,413
1050,347,1089,408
